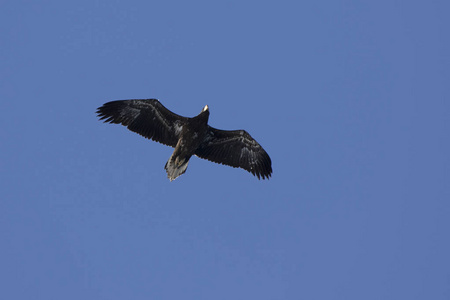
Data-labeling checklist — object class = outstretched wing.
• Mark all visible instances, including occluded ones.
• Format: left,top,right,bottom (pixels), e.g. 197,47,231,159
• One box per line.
96,99,188,147
195,127,272,179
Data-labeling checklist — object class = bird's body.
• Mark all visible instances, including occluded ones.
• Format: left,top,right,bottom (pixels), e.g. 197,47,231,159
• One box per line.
164,106,209,180
96,99,272,181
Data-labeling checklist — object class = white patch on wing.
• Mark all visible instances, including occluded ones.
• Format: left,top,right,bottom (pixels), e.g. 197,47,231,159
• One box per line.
173,121,183,136
150,104,171,130
134,100,173,132
240,146,257,167
240,146,250,159
122,106,140,119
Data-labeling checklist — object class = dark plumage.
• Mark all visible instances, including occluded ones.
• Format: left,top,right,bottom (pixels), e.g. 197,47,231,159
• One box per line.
96,99,272,181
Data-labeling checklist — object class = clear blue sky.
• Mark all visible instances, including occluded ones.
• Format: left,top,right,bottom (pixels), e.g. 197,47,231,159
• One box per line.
1,1,449,299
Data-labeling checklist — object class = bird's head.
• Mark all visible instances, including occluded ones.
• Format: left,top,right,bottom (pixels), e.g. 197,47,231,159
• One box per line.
197,104,210,121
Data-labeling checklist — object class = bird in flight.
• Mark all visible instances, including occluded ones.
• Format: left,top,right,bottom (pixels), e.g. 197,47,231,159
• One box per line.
96,99,272,181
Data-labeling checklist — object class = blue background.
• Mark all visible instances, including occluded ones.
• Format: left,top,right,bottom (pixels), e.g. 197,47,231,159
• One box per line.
1,1,449,299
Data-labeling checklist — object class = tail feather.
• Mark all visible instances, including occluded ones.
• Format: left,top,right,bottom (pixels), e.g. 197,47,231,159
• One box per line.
164,155,189,181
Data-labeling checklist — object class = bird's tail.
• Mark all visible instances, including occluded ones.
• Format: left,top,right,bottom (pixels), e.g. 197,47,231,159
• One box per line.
164,154,189,181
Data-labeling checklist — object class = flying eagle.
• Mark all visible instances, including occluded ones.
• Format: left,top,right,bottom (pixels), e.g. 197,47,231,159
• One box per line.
96,99,272,181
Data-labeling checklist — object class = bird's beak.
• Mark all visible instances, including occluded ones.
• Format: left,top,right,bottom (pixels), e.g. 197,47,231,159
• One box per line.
203,105,209,112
